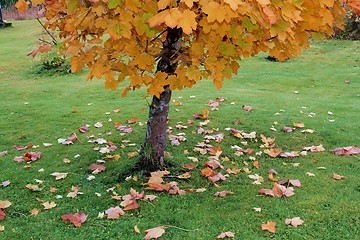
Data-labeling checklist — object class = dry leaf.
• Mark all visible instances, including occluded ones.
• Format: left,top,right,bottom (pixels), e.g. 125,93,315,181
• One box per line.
261,221,276,233
42,201,56,210
332,173,346,180
62,212,88,227
285,217,304,227
50,172,68,180
134,225,141,233
216,231,235,238
214,190,234,197
144,226,166,240
0,200,11,209
105,206,125,219
30,208,40,216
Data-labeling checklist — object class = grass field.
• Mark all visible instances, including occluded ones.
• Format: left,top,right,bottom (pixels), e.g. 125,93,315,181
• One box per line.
0,20,359,239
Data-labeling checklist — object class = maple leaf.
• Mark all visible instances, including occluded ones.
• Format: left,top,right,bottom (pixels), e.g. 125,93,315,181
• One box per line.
30,208,40,216
105,206,125,219
0,209,6,220
0,200,11,209
0,151,8,157
261,221,276,233
280,151,299,158
285,217,304,227
332,173,346,180
293,122,305,128
194,109,209,119
42,201,57,210
182,163,196,170
208,172,227,183
67,186,83,198
214,190,234,197
204,159,223,169
329,146,360,156
78,125,89,133
264,148,282,158
201,167,216,177
168,185,186,195
15,0,29,14
144,226,166,240
50,172,68,180
216,231,235,238
62,212,88,227
242,105,253,112
1,180,10,188
26,183,42,191
303,144,325,152
89,164,106,174
282,126,295,132
177,172,192,179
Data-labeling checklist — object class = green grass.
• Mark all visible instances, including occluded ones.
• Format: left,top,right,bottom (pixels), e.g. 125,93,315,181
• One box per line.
0,20,359,239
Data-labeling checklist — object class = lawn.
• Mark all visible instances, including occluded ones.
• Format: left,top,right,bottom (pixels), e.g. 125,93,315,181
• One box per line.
0,20,359,239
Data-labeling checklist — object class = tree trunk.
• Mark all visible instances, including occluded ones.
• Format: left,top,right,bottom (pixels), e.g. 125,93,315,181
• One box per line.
138,28,182,172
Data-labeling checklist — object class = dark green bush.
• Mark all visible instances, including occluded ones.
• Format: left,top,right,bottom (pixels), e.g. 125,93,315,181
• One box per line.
334,9,360,40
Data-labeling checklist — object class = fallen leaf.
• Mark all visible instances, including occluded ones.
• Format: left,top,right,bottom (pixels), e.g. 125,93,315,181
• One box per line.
26,183,41,191
280,151,299,158
78,125,89,133
0,225,4,231
62,212,88,227
0,200,11,209
30,208,40,216
306,172,315,177
128,151,139,158
332,173,346,180
285,217,304,227
329,146,360,156
216,231,235,238
264,148,282,158
105,206,125,219
89,164,106,174
144,226,166,240
1,180,10,188
50,172,68,180
134,225,141,233
67,186,83,198
242,105,253,112
214,190,234,197
261,221,276,233
42,201,56,210
0,151,8,157
177,172,191,179
208,172,227,183
282,126,295,132
0,210,6,220
293,122,305,128
303,145,325,152
253,207,262,212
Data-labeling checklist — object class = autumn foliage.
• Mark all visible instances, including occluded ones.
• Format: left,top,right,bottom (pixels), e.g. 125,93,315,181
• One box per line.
15,0,350,98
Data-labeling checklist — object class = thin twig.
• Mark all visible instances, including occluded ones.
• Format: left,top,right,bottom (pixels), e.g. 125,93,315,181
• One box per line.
164,225,199,232
151,29,167,43
37,18,57,45
88,223,107,229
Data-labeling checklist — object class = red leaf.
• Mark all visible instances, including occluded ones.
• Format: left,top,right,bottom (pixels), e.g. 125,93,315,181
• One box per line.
78,125,89,133
61,212,88,227
208,172,227,183
89,164,106,174
0,209,6,220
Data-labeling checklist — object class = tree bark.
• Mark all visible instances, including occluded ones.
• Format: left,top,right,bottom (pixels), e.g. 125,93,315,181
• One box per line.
138,28,182,171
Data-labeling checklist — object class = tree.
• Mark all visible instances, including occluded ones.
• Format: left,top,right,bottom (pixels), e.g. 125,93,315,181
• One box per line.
16,0,357,171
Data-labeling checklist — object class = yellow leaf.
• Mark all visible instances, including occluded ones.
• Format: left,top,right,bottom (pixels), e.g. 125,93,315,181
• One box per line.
147,10,169,27
158,0,172,10
201,1,225,23
224,0,242,11
165,8,182,28
178,9,197,35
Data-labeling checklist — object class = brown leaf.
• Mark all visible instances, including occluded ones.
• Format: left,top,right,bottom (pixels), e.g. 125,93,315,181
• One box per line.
264,148,282,157
182,163,196,170
332,173,346,180
30,208,40,216
50,172,68,180
216,231,235,238
42,201,56,210
204,159,223,169
280,151,299,158
177,172,191,179
0,200,12,209
144,226,166,240
214,190,234,197
282,126,295,132
261,221,276,233
201,167,216,177
253,160,261,169
293,122,305,128
285,217,304,227
303,144,325,152
62,212,88,227
208,172,227,183
134,225,141,233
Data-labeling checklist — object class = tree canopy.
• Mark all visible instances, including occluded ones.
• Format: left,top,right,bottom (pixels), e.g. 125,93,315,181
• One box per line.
15,0,352,98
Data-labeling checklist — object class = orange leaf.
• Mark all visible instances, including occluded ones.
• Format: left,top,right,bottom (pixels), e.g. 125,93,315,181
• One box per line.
333,173,346,180
15,0,29,14
261,221,276,233
201,167,216,177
